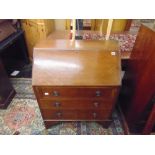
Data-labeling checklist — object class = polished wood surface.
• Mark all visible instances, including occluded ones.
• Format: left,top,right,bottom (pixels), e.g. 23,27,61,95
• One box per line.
41,109,111,120
32,50,121,86
38,98,114,110
35,39,119,52
120,24,155,134
36,87,117,98
33,40,121,86
47,30,132,61
143,104,155,134
47,30,70,39
32,40,121,128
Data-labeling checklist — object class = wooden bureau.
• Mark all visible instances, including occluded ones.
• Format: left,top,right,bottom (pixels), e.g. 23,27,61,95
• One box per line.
32,40,121,128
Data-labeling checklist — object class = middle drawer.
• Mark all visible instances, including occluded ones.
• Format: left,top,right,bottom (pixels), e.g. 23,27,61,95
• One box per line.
38,99,114,110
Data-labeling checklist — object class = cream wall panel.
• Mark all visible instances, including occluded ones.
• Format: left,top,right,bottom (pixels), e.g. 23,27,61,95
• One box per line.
54,19,66,30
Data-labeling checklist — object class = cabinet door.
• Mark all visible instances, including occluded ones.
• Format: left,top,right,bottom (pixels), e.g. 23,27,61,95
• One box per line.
44,20,54,36
22,20,40,59
112,19,127,33
91,19,96,30
27,19,43,24
29,21,40,45
22,19,54,60
22,21,33,59
28,19,54,38
94,19,128,33
94,19,109,32
28,19,46,40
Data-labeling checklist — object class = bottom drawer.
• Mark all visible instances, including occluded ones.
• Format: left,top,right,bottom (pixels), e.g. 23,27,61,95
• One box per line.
41,109,112,121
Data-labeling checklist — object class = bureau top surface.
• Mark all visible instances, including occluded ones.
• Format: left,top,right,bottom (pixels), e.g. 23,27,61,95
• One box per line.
32,40,121,86
34,39,119,52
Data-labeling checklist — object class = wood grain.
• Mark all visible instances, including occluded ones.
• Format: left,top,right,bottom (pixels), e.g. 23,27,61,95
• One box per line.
32,40,121,86
120,23,155,134
32,40,121,128
38,98,115,110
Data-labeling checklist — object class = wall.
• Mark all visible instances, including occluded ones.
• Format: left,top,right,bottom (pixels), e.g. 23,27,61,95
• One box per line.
54,19,66,30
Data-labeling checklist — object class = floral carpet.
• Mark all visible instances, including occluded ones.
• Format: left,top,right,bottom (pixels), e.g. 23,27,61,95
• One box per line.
0,78,125,135
81,19,155,53
82,32,137,53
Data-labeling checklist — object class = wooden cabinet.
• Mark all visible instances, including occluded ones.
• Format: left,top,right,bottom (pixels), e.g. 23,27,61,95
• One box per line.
22,21,38,59
65,19,131,33
32,40,121,129
94,19,109,32
119,23,155,134
65,19,96,30
95,19,130,33
21,19,54,60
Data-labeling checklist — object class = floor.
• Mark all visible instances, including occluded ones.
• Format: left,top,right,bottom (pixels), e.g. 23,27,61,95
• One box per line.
0,78,126,135
9,63,32,78
0,63,129,134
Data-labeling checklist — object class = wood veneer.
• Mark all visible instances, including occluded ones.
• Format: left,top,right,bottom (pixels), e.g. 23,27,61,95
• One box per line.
32,40,121,129
120,23,155,134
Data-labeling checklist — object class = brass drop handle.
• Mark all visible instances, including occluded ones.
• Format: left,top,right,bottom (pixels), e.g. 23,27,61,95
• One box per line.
54,102,61,107
95,90,101,97
93,112,97,118
52,91,59,96
56,112,62,118
93,102,99,107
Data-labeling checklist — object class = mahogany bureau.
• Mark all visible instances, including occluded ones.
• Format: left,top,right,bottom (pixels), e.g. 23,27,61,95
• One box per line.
32,40,121,128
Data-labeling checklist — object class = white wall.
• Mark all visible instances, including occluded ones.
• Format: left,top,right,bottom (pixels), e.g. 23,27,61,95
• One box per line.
54,19,65,30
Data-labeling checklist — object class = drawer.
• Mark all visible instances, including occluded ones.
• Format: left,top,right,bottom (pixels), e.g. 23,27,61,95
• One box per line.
41,109,111,120
36,87,116,99
39,99,114,110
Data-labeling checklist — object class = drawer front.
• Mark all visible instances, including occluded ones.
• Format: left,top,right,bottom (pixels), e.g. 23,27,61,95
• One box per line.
39,99,114,110
36,87,116,99
41,109,111,120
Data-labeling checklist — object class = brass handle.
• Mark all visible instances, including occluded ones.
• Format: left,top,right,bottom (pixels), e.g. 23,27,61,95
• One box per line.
52,91,59,97
93,112,97,118
93,102,99,107
56,112,62,118
96,91,101,97
54,102,61,107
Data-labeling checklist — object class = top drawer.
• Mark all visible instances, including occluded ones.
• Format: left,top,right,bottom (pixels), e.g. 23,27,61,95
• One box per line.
35,87,117,99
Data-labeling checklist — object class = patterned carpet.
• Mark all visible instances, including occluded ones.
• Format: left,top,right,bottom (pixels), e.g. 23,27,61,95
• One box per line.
81,20,155,53
0,78,125,135
82,32,137,52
